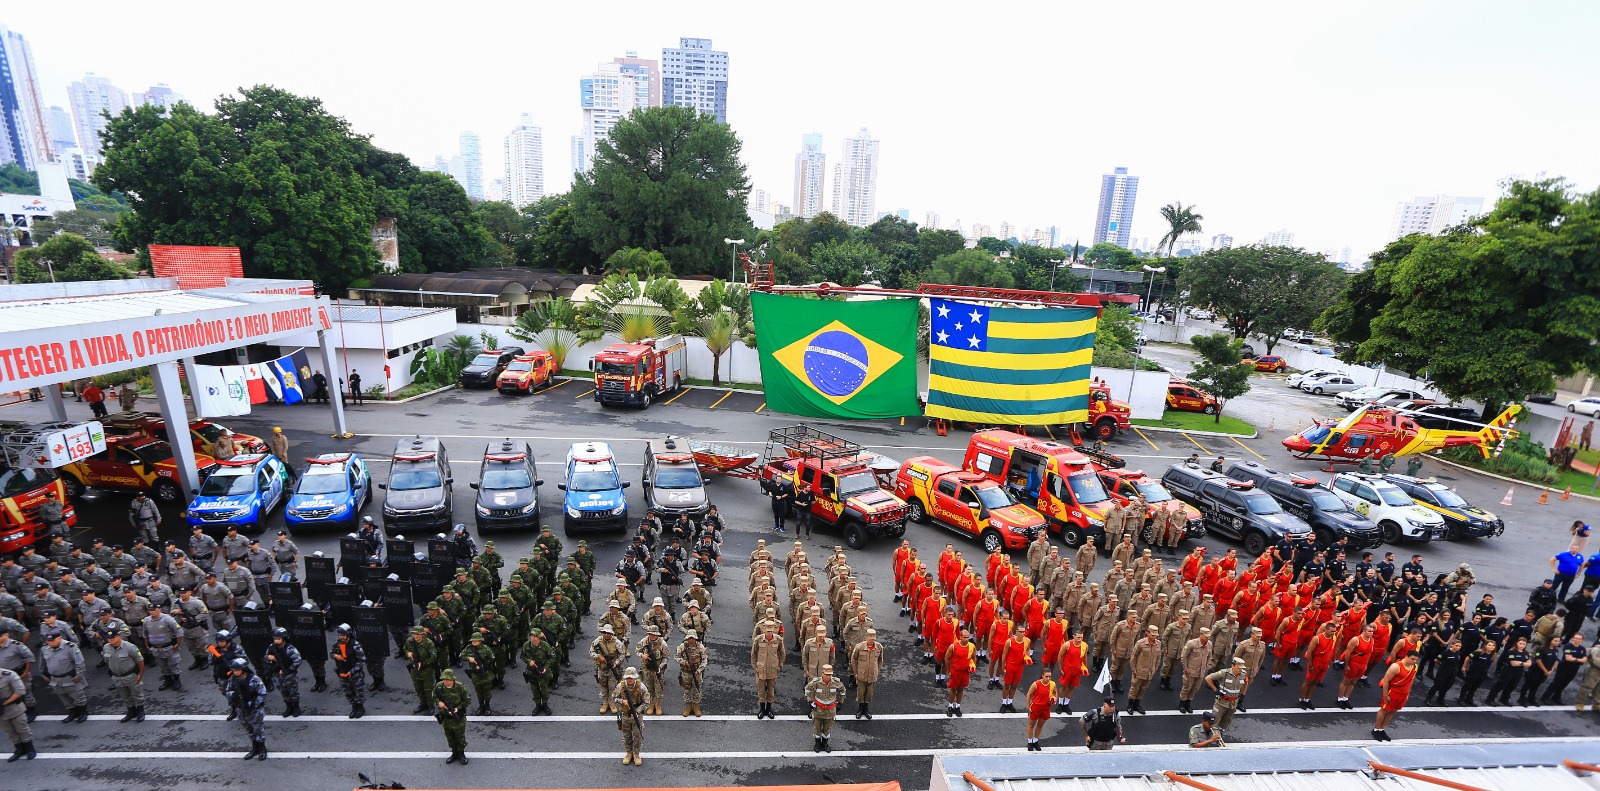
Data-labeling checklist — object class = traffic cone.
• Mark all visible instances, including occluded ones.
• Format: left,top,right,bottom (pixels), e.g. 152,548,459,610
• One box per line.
1500,487,1514,506
1561,486,1572,501
1537,488,1549,505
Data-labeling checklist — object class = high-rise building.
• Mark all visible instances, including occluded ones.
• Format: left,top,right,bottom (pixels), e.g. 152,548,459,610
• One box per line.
661,37,728,124
503,114,545,208
1092,166,1139,247
793,132,825,219
68,73,128,155
1390,195,1484,239
0,25,52,168
970,223,991,240
455,131,484,200
925,211,940,230
1262,229,1295,247
45,105,74,149
134,84,183,112
1210,234,1234,250
829,128,879,227
998,221,1015,240
574,62,645,174
749,188,769,213
489,178,506,203
613,51,661,110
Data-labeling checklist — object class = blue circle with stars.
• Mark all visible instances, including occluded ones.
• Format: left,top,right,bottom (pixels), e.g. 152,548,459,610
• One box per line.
803,330,870,397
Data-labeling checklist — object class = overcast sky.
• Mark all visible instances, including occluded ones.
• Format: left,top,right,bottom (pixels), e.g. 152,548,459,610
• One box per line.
21,0,1599,259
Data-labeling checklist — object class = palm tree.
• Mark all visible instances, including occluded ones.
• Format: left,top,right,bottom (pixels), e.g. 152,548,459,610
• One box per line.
1157,202,1204,258
603,248,673,279
444,334,482,370
696,311,736,386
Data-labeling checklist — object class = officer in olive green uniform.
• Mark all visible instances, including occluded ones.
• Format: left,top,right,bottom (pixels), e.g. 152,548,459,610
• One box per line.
403,625,440,714
805,663,847,753
433,668,471,765
520,628,558,716
459,633,497,714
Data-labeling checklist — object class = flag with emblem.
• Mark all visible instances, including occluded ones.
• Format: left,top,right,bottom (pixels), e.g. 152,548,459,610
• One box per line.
925,298,1098,425
751,292,919,419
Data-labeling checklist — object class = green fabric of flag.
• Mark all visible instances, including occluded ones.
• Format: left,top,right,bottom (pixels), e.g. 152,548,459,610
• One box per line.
751,292,921,419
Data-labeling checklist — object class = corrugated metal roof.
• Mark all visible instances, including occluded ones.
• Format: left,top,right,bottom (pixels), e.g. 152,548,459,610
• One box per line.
0,290,252,332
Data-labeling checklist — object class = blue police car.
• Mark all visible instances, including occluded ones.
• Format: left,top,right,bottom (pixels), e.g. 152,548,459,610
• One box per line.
185,453,289,535
285,452,372,530
560,442,629,534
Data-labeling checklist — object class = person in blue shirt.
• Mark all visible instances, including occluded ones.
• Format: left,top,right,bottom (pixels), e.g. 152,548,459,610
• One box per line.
1551,550,1585,600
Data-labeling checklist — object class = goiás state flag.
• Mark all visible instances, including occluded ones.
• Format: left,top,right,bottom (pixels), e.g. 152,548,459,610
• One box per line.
751,292,919,420
925,298,1097,425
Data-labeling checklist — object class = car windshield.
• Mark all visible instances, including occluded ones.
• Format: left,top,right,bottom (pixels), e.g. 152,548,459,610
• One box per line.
469,354,500,367
296,469,347,495
131,444,174,465
1308,489,1348,511
505,361,532,372
570,461,620,492
481,462,532,489
598,361,635,375
1243,493,1283,514
974,486,1015,509
654,465,703,489
837,471,879,497
1068,471,1111,504
390,462,443,491
200,471,255,496
1424,484,1467,507
192,423,224,442
1133,481,1173,502
1379,487,1415,507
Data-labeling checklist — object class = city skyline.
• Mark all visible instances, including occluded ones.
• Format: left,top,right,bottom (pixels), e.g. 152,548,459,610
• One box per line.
5,3,1598,259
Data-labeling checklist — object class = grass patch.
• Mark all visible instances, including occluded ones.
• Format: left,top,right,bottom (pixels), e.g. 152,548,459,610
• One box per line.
387,381,456,400
1133,411,1256,435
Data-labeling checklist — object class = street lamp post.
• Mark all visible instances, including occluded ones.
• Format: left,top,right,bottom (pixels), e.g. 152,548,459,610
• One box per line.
1141,264,1167,313
1047,259,1065,291
723,238,745,283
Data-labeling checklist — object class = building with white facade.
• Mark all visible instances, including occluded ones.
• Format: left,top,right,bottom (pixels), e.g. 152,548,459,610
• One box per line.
134,84,183,112
613,51,660,111
1092,166,1138,247
502,114,545,208
0,25,53,169
925,211,940,230
67,73,128,155
969,223,991,240
793,132,825,219
1262,228,1296,247
749,188,769,213
574,62,645,174
661,38,728,124
1210,233,1234,250
1390,194,1484,240
998,221,1015,240
829,128,879,227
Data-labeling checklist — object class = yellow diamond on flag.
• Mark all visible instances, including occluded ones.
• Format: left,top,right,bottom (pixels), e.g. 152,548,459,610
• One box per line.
770,320,905,405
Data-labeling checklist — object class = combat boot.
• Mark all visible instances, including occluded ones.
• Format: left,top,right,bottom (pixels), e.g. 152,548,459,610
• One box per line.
350,703,365,719
692,703,702,717
1160,677,1173,691
287,702,301,718
413,703,429,715
256,741,267,761
227,704,240,721
862,704,872,719
822,735,832,753
624,750,634,764
446,750,459,764
135,706,146,722
242,741,261,760
189,656,209,671
855,703,865,719
6,744,24,763
158,675,174,691
813,737,822,753
171,674,183,690
684,703,693,717
311,677,328,693
121,707,136,723
1111,679,1123,695
632,752,643,765
458,750,469,765
61,707,77,724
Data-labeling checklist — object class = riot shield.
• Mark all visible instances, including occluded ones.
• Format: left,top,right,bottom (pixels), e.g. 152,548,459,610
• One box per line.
235,606,273,669
385,539,415,580
427,538,454,565
411,560,444,606
361,576,385,604
354,604,389,661
339,538,369,583
270,580,305,625
382,579,415,628
289,607,328,665
329,582,360,629
305,556,337,605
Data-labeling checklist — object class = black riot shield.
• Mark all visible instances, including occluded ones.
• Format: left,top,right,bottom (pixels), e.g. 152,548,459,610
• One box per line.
235,606,274,669
427,538,454,565
289,607,328,666
354,604,389,660
385,539,415,580
339,538,370,583
411,560,444,606
329,582,360,629
382,579,415,628
304,556,337,605
361,576,385,604
270,581,304,624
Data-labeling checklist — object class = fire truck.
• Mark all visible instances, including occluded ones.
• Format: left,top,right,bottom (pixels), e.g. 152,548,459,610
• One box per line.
961,430,1126,548
893,456,1045,552
591,334,688,408
1085,382,1134,441
0,466,74,554
1096,467,1205,543
757,425,908,550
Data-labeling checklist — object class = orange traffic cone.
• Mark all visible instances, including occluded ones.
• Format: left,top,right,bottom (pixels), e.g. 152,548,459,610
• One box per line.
1561,486,1572,501
1500,487,1515,506
1537,488,1549,505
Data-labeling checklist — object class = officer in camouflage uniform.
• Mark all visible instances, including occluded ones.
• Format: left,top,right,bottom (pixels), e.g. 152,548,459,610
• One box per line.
420,601,453,661
519,628,558,715
677,629,706,717
805,663,847,753
636,624,670,715
263,628,302,717
459,632,497,714
403,625,440,714
678,599,711,643
612,666,649,766
476,541,505,595
433,668,471,765
223,658,269,760
531,601,570,670
434,588,468,660
591,623,627,713
471,605,509,690
331,624,366,719
552,587,582,638
600,598,631,642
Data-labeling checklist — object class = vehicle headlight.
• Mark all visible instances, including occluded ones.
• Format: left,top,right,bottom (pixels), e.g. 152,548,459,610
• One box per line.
330,503,349,515
566,506,580,518
1088,517,1105,527
186,510,197,518
609,504,626,516
428,502,448,514
520,503,537,514
1406,518,1428,527
383,505,399,517
475,504,491,516
2,530,24,543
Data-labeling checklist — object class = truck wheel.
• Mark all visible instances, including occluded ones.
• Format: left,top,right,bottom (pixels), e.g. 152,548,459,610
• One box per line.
1379,520,1401,544
641,390,653,408
906,499,927,524
981,529,1004,554
1093,419,1117,441
154,481,182,503
1061,525,1085,547
843,523,868,550
61,475,85,499
1243,532,1267,557
1204,404,1218,415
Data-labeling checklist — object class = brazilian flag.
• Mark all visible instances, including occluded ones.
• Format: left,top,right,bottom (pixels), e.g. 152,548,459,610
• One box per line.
752,292,920,420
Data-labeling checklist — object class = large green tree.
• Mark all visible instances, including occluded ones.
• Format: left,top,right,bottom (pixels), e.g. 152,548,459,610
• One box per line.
1188,333,1253,422
1319,178,1600,410
474,200,531,265
1180,244,1346,351
918,248,1013,288
1082,242,1140,270
12,232,131,283
569,106,751,276
809,240,880,286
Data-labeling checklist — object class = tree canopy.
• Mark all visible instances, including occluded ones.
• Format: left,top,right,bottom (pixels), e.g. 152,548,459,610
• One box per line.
12,232,132,283
1319,177,1600,409
1082,242,1140,270
1187,333,1253,422
919,248,1013,288
1180,244,1346,351
1157,202,1203,257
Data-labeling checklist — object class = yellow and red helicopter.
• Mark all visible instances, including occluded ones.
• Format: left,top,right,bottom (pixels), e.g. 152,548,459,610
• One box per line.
1282,402,1521,470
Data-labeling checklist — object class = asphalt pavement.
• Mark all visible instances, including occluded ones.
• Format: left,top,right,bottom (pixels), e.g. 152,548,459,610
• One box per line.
4,379,1596,791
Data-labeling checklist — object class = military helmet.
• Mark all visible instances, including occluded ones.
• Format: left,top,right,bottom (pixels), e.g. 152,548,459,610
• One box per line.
229,658,249,671
336,623,353,636
271,627,289,640
215,629,234,641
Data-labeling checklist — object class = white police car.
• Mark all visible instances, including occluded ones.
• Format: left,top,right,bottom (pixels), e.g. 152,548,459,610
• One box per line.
185,453,289,535
1327,472,1447,544
285,452,372,530
560,442,629,534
